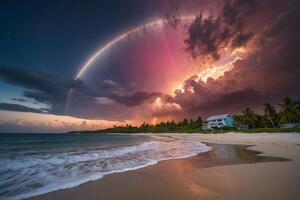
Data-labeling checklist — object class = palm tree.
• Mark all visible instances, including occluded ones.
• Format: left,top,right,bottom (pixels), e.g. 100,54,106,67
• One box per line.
263,103,277,128
241,107,258,128
233,114,243,126
182,118,189,125
296,99,300,109
196,116,203,123
278,97,300,124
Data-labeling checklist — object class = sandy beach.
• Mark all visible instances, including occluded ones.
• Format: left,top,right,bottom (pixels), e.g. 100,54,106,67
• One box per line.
29,133,300,200
163,133,300,200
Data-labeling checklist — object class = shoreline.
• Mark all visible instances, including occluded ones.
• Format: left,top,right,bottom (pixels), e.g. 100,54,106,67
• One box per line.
161,132,300,158
28,132,300,200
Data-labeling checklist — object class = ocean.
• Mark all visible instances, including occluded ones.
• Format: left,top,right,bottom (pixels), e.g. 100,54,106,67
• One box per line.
0,133,211,200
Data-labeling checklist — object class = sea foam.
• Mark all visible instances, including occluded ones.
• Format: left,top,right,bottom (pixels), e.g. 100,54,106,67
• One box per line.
0,136,211,200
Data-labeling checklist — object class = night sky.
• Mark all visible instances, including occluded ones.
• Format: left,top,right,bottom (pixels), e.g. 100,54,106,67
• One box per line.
0,0,299,132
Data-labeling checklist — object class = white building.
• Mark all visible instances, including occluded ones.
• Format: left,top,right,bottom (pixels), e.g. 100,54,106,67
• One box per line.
203,114,234,130
280,123,300,129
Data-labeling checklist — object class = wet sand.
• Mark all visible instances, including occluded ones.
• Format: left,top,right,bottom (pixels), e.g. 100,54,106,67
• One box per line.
29,140,292,200
162,133,300,200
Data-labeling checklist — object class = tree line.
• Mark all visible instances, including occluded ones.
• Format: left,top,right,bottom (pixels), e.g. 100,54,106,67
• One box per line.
234,97,300,129
85,97,300,134
97,117,204,133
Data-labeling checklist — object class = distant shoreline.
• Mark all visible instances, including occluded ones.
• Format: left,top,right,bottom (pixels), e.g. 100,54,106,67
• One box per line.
69,127,300,134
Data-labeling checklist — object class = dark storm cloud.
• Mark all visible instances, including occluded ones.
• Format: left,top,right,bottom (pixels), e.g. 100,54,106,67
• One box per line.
166,75,262,116
11,97,40,105
158,0,182,28
109,91,160,106
185,0,256,60
11,98,29,103
100,79,127,96
0,102,50,114
231,32,254,48
260,0,300,44
0,66,161,117
222,0,258,25
168,0,300,117
0,66,90,115
100,79,161,106
185,15,223,60
0,66,60,93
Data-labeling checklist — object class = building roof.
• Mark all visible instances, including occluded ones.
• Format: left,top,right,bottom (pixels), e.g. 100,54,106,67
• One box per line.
207,114,230,121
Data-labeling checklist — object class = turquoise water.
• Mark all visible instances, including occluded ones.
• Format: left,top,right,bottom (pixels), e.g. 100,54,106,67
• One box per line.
0,133,211,200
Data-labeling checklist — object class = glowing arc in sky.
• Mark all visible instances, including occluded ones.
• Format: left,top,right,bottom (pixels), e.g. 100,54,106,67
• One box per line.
66,15,196,110
74,15,195,80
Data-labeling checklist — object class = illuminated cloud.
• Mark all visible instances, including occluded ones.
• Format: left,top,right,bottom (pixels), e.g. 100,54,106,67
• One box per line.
0,111,127,133
94,97,115,105
165,0,300,117
0,65,95,115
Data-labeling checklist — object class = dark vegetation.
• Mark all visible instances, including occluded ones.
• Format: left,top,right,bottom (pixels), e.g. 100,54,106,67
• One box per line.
234,97,300,129
78,117,204,134
71,97,300,134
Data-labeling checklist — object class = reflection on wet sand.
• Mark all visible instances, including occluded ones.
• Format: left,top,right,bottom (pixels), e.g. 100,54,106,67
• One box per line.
29,143,289,200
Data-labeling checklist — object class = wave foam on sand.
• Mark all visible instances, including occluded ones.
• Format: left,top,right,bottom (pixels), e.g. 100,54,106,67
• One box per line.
0,139,211,200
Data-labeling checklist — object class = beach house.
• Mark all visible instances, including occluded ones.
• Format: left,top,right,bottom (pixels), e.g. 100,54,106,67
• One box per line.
203,114,234,130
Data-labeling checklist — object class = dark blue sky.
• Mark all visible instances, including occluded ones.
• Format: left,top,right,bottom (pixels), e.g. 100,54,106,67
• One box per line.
0,0,157,79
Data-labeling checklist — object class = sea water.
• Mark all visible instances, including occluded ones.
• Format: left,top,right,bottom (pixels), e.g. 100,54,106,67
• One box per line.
0,133,211,200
